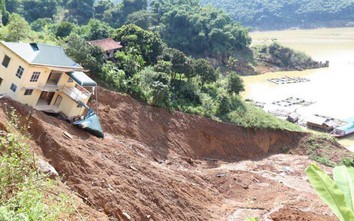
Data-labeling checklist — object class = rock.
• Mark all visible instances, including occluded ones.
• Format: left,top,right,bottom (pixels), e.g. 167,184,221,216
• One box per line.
122,212,131,220
281,166,294,173
37,158,59,178
216,173,226,178
103,105,110,113
129,165,138,171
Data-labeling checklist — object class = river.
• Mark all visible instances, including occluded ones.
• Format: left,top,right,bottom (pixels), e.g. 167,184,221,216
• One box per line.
244,27,354,150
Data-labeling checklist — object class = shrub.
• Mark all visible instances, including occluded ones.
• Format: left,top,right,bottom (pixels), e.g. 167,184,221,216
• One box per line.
0,110,73,220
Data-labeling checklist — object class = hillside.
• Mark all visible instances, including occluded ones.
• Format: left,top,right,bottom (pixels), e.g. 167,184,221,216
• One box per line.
200,0,354,30
1,88,352,220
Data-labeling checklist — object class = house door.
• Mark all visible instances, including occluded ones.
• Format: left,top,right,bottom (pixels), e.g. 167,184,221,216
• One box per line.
40,91,55,105
54,95,63,108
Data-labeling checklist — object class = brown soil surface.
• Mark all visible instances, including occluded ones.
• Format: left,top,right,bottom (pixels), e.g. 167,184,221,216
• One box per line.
0,88,351,221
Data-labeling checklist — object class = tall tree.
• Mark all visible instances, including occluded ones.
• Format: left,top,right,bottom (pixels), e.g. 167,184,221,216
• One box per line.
4,0,21,14
94,0,114,20
112,24,163,65
193,58,216,86
153,1,251,59
125,10,154,29
122,0,147,17
66,0,95,24
82,19,113,40
226,71,244,95
65,33,104,74
23,0,61,22
4,13,32,41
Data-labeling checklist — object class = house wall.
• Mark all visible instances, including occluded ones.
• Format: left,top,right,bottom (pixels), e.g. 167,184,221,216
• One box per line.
0,44,34,100
53,92,85,118
0,43,90,118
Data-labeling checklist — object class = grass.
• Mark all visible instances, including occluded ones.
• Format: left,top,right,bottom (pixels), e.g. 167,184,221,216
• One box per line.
304,134,338,167
0,109,74,220
226,103,302,131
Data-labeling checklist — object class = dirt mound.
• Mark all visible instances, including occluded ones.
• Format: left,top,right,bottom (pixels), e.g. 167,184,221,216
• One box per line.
0,92,350,220
270,208,337,221
96,87,307,161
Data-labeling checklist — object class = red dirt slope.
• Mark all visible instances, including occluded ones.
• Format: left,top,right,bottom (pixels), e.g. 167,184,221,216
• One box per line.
0,89,350,220
97,88,306,161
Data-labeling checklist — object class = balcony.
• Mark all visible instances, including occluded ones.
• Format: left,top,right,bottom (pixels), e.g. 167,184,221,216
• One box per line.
37,80,62,92
63,86,91,102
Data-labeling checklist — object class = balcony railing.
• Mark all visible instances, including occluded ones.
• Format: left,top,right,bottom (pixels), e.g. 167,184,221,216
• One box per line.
63,86,91,102
37,82,62,92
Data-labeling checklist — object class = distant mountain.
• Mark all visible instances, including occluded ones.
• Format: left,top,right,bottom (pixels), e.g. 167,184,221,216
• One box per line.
200,0,354,30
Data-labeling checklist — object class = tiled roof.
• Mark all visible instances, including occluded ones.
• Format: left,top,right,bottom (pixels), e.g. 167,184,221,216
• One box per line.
89,38,123,51
1,42,82,69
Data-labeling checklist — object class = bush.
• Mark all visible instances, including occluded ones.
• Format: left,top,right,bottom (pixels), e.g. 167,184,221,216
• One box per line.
0,110,73,220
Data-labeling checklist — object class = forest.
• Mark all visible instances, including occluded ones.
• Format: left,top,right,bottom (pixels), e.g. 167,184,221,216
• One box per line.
0,0,301,132
200,0,354,30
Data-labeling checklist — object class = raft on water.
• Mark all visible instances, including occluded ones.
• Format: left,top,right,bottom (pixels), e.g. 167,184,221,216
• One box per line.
267,76,310,85
332,117,354,138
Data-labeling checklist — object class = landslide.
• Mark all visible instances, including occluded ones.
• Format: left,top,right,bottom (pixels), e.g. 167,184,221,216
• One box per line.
97,87,306,161
0,89,351,220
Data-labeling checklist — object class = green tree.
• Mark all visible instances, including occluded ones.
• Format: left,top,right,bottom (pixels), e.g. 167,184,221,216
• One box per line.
23,0,60,22
64,33,104,74
30,18,53,32
122,0,147,17
4,0,21,14
193,58,217,85
153,1,251,59
139,66,170,107
4,13,32,41
81,19,113,40
115,50,145,76
226,71,244,95
154,60,172,75
160,48,194,79
55,21,76,38
66,0,95,24
101,61,128,92
112,24,163,65
100,4,124,28
125,10,154,29
94,0,114,20
0,0,9,25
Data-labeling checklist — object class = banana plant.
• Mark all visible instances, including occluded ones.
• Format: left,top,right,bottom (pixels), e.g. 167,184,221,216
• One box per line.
305,164,354,221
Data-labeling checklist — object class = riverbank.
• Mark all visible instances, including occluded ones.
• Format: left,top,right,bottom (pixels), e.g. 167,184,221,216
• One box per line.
246,27,354,149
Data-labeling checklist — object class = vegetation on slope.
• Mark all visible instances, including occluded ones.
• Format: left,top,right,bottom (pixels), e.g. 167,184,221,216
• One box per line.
0,0,304,131
0,110,73,220
200,0,354,30
253,42,328,71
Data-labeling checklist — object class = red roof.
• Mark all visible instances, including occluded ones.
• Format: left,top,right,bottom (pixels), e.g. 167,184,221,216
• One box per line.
89,38,123,51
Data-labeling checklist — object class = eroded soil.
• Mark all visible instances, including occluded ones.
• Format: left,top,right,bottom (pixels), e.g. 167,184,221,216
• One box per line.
0,88,351,220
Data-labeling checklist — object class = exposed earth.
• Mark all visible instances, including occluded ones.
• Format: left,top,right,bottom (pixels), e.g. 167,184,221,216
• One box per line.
0,87,352,220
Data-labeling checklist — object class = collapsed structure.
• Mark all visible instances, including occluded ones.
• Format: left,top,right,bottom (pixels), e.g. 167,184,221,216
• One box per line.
0,41,103,137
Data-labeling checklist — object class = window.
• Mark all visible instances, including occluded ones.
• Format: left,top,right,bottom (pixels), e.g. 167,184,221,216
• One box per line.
24,89,33,95
10,83,17,92
15,66,24,79
30,72,40,82
68,77,74,83
2,55,10,68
